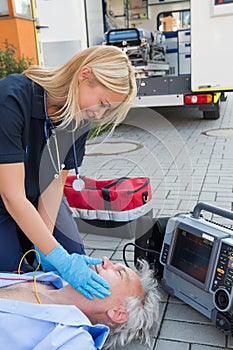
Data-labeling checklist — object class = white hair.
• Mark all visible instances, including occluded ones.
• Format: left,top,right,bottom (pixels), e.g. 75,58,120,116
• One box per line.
103,260,160,349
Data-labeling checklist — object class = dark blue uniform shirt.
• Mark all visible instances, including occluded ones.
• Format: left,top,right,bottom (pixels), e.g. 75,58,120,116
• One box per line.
0,74,90,215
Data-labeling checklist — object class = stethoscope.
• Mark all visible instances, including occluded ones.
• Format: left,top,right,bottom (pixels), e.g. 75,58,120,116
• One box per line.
43,92,85,191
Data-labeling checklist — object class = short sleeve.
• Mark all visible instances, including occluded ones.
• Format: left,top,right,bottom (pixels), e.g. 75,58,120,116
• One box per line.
0,96,25,163
0,76,31,164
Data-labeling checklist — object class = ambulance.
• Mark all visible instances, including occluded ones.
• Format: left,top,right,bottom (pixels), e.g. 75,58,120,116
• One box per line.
35,0,233,120
104,0,233,119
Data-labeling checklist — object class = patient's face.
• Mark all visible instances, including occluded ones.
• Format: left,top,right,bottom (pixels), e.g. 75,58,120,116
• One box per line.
76,257,144,324
93,257,143,302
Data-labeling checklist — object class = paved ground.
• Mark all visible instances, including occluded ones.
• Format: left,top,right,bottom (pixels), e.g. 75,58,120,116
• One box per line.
76,93,233,349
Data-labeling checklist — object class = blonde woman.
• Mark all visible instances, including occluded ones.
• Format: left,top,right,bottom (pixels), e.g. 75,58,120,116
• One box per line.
0,45,137,299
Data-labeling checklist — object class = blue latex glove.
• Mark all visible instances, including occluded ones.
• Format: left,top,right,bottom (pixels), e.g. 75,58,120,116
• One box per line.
44,244,111,300
34,246,55,272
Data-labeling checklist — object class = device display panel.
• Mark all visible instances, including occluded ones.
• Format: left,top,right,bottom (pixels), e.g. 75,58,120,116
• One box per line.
170,228,214,284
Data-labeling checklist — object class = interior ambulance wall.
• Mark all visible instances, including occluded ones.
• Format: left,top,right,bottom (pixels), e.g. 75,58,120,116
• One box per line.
106,0,190,31
145,1,189,31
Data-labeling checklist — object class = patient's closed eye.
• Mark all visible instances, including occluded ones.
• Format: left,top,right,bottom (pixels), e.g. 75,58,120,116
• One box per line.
116,267,126,279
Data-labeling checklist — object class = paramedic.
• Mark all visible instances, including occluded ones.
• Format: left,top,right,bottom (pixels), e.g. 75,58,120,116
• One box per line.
159,12,177,32
0,45,137,300
0,258,159,350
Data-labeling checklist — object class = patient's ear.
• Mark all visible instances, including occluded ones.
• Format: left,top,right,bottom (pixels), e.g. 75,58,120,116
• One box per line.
107,307,128,324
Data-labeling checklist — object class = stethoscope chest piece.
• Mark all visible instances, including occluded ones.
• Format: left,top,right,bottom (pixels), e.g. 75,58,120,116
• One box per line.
72,176,85,192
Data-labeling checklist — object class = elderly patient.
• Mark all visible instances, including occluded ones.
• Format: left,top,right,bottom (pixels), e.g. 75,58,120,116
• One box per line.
0,257,159,350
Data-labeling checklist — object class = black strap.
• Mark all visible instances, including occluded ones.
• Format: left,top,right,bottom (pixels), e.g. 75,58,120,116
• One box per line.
101,177,150,193
101,177,150,210
127,178,150,194
101,177,128,189
101,178,128,210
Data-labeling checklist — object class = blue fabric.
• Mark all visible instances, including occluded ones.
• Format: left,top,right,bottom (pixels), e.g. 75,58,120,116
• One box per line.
0,196,85,272
0,271,66,289
53,196,85,255
0,214,28,271
0,271,109,349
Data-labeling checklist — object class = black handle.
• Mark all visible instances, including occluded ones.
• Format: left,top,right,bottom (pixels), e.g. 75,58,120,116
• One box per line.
101,177,128,190
106,28,141,46
192,202,233,221
101,178,128,211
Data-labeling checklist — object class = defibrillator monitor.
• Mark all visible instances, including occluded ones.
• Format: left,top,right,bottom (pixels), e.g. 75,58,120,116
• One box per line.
170,227,214,285
159,202,233,335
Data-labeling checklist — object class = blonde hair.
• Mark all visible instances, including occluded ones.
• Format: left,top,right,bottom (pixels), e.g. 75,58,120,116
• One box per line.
23,45,137,130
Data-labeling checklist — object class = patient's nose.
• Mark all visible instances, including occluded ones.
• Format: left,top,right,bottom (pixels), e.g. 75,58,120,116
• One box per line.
102,256,114,269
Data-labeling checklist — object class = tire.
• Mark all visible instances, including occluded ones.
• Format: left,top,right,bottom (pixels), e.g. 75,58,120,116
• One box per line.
220,92,227,102
203,102,220,120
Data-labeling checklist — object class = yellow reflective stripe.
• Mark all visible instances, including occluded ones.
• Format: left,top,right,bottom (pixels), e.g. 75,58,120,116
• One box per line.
192,87,233,92
213,92,221,104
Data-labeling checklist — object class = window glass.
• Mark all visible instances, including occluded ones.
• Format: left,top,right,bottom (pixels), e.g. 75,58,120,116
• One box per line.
215,0,233,4
158,10,190,32
0,0,9,16
14,0,32,18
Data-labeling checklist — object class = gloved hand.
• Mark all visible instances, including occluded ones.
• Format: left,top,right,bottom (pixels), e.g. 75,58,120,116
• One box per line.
34,246,55,272
44,244,111,300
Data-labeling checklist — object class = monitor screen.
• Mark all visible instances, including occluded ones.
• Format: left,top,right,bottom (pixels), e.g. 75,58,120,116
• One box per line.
170,228,214,283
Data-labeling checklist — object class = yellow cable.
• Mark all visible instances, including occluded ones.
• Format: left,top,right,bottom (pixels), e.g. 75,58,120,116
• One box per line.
17,249,41,275
33,275,41,304
17,249,42,304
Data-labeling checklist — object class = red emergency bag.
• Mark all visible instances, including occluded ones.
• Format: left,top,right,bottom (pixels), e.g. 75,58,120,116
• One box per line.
64,176,152,213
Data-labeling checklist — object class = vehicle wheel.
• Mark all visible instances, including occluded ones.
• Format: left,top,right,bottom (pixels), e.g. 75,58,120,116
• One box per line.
203,102,220,120
220,92,227,102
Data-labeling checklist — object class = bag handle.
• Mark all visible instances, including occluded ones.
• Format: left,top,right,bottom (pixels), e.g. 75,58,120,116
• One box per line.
101,177,128,190
127,178,150,194
101,178,128,210
101,177,150,210
101,177,150,193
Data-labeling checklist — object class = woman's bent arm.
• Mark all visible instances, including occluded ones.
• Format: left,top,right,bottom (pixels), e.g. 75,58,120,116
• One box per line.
38,170,69,233
0,163,58,255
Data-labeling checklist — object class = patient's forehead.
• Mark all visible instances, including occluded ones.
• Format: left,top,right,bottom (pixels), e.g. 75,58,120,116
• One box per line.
113,263,144,298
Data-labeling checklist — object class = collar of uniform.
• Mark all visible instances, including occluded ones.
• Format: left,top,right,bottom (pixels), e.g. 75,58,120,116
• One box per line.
31,81,46,120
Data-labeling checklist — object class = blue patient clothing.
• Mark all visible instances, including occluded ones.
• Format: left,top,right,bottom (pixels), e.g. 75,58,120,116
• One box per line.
0,271,109,350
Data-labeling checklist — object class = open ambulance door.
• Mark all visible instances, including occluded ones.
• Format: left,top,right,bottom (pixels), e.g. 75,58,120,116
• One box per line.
191,0,233,119
191,0,233,118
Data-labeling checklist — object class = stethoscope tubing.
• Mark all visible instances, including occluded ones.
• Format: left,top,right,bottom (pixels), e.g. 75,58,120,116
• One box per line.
43,91,83,189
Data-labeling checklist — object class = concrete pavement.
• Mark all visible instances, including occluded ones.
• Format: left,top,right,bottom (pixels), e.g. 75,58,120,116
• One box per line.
77,93,233,349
